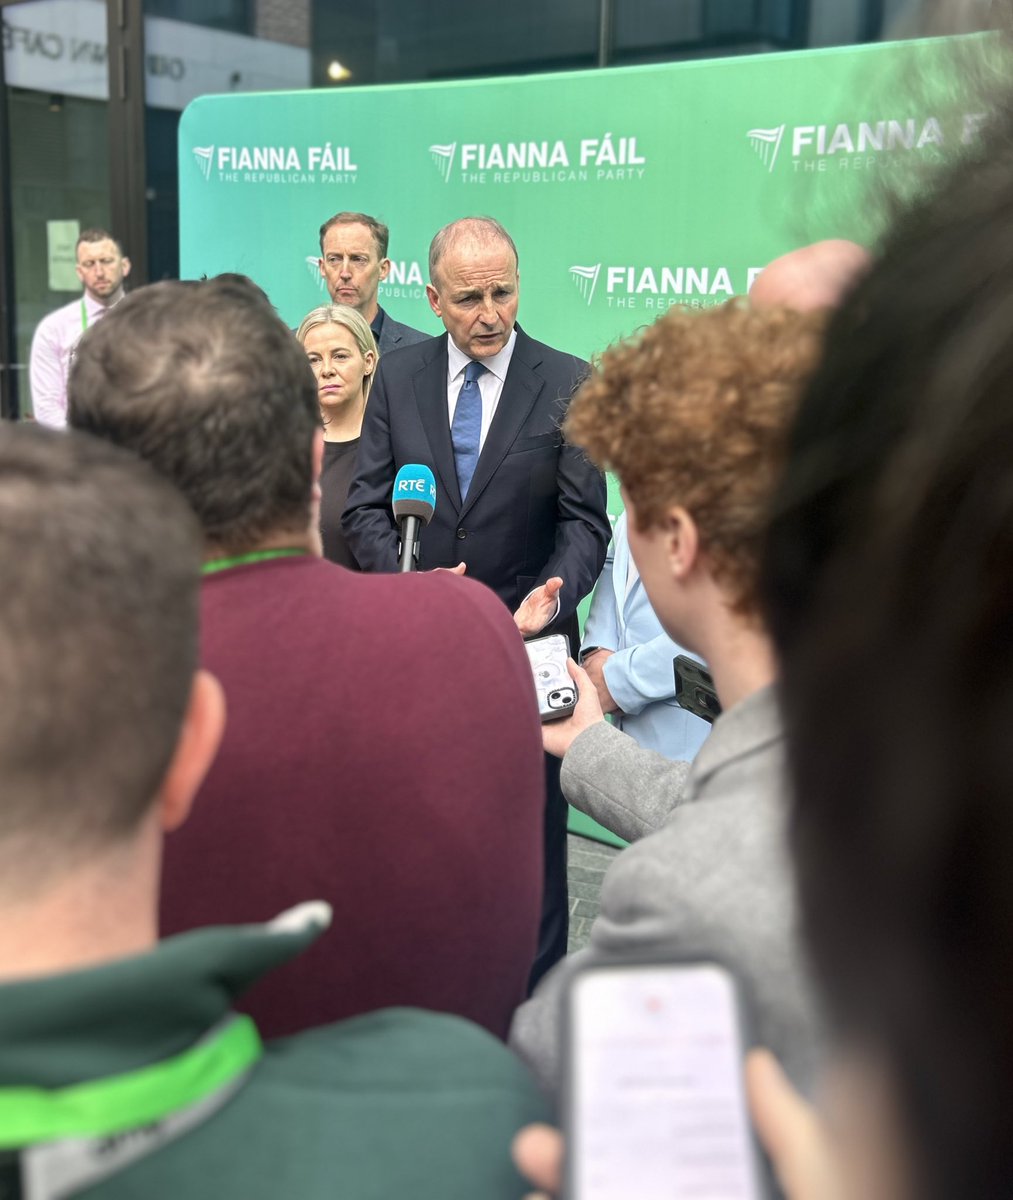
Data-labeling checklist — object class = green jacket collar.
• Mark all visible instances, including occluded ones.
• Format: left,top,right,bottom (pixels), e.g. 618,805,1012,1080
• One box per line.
0,902,331,1089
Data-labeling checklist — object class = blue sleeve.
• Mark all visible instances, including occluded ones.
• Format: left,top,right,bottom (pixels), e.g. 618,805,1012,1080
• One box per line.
602,631,686,716
580,534,618,657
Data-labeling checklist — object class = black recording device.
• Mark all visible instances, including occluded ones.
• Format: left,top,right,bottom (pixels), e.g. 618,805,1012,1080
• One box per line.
673,654,722,723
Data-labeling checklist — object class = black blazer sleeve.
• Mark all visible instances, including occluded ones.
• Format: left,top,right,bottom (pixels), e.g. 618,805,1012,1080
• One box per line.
536,428,610,624
341,360,400,573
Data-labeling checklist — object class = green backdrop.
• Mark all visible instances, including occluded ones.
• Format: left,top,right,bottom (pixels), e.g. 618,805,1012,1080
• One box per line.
179,35,984,847
180,33,982,356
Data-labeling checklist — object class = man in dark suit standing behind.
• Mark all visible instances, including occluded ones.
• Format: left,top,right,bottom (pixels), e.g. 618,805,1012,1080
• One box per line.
343,217,610,984
318,211,429,354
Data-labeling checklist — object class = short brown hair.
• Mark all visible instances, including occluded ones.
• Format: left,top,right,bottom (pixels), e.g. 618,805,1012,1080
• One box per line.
69,276,320,555
565,302,825,614
0,424,201,893
318,212,389,258
76,227,124,255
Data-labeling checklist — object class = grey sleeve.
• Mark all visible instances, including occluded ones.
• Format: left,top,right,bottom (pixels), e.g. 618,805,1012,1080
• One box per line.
561,721,694,843
508,946,584,1101
510,898,707,1102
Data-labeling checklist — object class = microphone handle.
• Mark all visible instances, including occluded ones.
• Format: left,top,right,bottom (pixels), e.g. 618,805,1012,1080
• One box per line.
397,514,422,573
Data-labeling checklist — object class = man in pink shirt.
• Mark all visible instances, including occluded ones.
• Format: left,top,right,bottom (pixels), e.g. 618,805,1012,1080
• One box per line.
29,228,130,428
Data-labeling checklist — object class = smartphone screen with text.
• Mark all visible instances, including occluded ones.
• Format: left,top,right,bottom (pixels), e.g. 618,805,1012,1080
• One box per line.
565,961,765,1200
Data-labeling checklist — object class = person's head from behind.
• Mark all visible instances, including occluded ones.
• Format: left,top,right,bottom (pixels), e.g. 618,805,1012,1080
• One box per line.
749,239,871,313
296,304,378,419
565,303,824,658
0,425,222,969
762,115,1013,1200
68,276,321,557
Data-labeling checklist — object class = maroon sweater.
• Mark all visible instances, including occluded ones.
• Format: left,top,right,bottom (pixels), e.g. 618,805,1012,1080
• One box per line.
159,556,545,1040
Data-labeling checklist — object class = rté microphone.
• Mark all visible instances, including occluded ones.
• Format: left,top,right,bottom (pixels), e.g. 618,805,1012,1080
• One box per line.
392,464,437,573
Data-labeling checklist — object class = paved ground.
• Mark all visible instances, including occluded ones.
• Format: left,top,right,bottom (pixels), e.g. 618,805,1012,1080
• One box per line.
566,833,621,953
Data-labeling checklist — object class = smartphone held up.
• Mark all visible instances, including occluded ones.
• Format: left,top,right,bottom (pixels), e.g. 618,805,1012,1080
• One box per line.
526,633,579,722
563,959,767,1200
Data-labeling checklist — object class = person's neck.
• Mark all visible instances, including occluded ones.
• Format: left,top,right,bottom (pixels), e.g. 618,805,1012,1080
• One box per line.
202,528,315,565
705,624,777,713
688,594,777,712
0,823,160,983
361,297,380,324
321,396,365,443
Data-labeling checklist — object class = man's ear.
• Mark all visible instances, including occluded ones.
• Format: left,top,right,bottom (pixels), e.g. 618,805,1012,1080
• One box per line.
425,283,442,318
665,505,699,583
157,670,226,834
378,257,391,283
120,256,132,281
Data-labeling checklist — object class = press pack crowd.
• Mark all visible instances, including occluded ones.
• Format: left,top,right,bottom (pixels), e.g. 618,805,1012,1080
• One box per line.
6,95,1013,1200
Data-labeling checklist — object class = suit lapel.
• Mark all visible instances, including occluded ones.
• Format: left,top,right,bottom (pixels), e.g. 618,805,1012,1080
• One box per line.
413,337,462,512
459,329,543,520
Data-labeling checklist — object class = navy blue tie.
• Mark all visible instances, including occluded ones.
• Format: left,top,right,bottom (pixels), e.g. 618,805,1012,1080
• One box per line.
451,360,486,500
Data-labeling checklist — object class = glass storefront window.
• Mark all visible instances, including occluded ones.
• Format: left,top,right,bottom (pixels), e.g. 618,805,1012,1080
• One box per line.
2,0,112,418
143,0,312,280
310,0,599,86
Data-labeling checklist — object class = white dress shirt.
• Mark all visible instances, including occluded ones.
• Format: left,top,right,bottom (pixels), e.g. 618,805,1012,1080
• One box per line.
446,329,517,452
29,292,116,428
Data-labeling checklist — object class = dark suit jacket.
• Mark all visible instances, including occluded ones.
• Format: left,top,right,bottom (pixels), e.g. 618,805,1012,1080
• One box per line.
376,309,430,355
342,327,610,630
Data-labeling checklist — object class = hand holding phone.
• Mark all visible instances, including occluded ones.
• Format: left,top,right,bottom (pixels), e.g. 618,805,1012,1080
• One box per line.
526,633,579,722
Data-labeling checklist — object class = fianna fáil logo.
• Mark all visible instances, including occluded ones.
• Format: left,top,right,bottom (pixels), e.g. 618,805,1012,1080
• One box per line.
305,256,328,294
429,133,646,186
567,262,760,312
429,143,457,182
746,126,785,172
192,145,215,181
746,113,987,176
190,143,359,185
569,264,601,306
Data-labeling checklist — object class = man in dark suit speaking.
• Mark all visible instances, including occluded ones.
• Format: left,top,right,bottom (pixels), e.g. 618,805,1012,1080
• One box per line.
343,216,610,983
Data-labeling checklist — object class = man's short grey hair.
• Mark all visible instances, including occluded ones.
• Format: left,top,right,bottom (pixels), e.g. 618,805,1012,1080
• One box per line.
428,217,519,285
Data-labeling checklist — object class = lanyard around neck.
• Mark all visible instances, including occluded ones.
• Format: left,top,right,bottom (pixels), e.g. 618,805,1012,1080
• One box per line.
201,547,307,576
79,299,88,332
